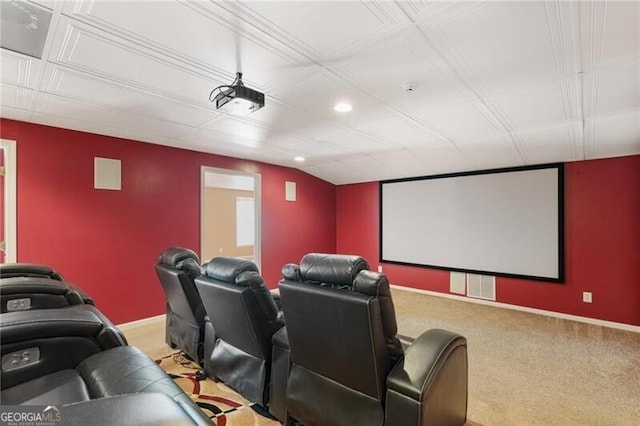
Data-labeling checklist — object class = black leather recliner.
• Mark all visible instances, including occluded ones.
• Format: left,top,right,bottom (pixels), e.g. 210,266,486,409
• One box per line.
195,257,284,408
0,304,211,425
154,247,205,364
278,253,468,426
0,263,95,311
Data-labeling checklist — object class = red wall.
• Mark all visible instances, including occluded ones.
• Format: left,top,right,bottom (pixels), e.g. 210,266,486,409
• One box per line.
1,119,336,324
337,155,640,326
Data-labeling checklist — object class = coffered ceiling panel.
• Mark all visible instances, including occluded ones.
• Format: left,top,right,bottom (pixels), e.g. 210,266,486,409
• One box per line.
1,104,32,122
513,123,583,165
172,125,281,163
416,101,504,142
40,65,213,127
424,1,579,96
239,1,397,57
242,98,326,140
337,28,474,115
369,149,434,180
397,1,487,27
486,78,580,131
356,116,448,148
49,19,226,106
34,94,191,139
409,144,475,174
1,84,35,110
298,163,344,185
1,50,41,88
455,134,524,170
583,60,640,117
30,109,178,148
580,1,640,68
310,124,392,155
1,0,638,185
201,117,269,143
60,0,311,90
585,109,640,159
272,70,394,129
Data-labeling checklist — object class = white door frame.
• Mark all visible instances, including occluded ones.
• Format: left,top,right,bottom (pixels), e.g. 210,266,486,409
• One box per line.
1,139,17,263
200,166,261,270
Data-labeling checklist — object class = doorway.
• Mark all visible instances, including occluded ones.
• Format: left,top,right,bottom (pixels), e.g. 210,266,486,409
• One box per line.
0,139,17,263
201,167,261,269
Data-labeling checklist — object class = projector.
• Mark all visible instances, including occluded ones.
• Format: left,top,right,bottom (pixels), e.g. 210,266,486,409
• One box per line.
211,73,265,116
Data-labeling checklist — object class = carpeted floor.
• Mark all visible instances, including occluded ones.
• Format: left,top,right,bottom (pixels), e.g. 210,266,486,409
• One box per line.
391,289,640,426
155,352,279,426
123,287,640,425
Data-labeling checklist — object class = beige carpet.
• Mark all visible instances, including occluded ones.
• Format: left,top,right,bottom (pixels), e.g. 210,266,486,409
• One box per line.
391,289,640,426
122,288,640,425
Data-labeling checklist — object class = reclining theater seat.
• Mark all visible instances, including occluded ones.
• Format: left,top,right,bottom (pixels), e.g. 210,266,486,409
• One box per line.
195,257,284,408
279,253,468,426
155,247,205,364
0,304,211,425
0,263,94,309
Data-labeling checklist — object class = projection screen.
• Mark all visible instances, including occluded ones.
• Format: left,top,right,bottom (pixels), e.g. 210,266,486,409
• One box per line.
380,164,564,282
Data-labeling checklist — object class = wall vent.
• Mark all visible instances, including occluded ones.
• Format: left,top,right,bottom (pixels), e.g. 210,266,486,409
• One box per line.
450,271,466,295
467,274,496,300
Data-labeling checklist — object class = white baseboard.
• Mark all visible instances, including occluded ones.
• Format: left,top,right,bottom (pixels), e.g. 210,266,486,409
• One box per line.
390,285,640,333
116,314,166,330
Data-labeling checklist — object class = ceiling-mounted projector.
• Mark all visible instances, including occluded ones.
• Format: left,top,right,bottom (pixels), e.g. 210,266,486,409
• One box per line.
209,72,265,116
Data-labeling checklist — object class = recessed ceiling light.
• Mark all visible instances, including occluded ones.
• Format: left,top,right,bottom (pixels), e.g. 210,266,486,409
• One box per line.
333,102,353,113
294,156,306,162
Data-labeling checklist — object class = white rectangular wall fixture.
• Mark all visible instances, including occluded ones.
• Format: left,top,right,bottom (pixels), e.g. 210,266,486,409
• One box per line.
285,181,296,202
94,157,121,190
467,273,496,301
450,271,466,295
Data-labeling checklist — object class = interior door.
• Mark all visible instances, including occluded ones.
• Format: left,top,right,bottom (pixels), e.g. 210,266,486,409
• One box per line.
0,146,5,263
0,139,16,264
201,167,261,269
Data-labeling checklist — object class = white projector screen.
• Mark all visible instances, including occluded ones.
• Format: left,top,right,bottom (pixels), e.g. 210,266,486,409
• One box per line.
380,164,564,282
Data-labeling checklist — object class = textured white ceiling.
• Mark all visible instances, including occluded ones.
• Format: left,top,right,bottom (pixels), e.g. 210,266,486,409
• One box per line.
1,0,638,184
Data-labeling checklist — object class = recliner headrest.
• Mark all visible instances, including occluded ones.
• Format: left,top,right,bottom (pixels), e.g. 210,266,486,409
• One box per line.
158,247,202,279
298,253,370,287
0,263,64,280
204,257,259,283
353,270,390,297
282,264,301,281
158,247,200,268
235,271,265,288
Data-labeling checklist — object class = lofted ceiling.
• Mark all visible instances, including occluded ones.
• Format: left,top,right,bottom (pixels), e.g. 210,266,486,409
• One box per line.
1,0,638,185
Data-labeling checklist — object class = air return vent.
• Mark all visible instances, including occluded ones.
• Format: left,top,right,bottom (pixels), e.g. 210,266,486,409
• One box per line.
0,1,52,59
467,274,496,301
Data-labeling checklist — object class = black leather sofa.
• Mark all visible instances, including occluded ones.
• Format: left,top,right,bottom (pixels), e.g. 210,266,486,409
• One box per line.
0,293,212,425
275,253,469,426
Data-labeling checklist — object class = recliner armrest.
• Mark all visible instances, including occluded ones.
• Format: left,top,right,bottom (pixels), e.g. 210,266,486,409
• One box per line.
385,329,468,426
1,305,128,391
60,393,212,425
0,304,126,348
